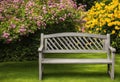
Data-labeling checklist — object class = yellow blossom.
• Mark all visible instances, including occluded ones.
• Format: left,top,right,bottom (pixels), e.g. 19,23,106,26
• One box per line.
112,0,119,5
85,0,120,38
112,30,115,34
96,28,99,31
105,18,111,23
108,23,113,26
89,31,92,33
103,30,106,33
117,22,120,25
115,26,120,30
117,14,120,18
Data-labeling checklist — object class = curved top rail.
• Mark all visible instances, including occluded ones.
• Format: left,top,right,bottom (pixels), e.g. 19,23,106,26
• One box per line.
43,32,107,39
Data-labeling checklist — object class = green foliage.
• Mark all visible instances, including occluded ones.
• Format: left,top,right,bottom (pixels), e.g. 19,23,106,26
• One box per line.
0,0,87,61
0,20,78,62
112,37,120,53
0,31,40,62
45,20,77,34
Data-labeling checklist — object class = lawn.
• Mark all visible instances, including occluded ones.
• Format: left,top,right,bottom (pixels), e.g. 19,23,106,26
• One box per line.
0,53,120,82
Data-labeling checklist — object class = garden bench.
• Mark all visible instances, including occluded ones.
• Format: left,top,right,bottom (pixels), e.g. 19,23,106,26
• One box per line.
38,32,116,80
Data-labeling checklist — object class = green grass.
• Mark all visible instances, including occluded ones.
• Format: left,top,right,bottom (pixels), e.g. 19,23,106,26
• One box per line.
0,53,120,82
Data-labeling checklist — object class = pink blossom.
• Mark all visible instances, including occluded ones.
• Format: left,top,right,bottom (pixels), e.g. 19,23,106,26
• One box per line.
29,16,32,19
27,1,34,7
78,4,86,10
14,17,20,21
68,13,71,17
33,16,37,20
47,1,54,8
51,10,55,14
39,16,43,20
6,0,11,2
13,0,19,3
42,6,46,10
42,6,47,14
59,4,65,9
14,5,19,9
19,26,26,33
42,22,46,27
60,0,77,9
37,21,41,27
0,16,4,20
73,3,77,8
82,27,85,32
2,32,10,39
43,10,47,14
6,38,12,44
13,0,21,3
19,28,26,32
59,17,65,21
28,30,32,33
25,7,29,11
10,24,16,29
0,8,3,12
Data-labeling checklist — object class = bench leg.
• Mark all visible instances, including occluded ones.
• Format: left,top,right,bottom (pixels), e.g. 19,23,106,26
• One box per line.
107,64,110,74
110,52,115,80
39,63,42,80
39,53,43,80
107,64,114,80
111,62,114,80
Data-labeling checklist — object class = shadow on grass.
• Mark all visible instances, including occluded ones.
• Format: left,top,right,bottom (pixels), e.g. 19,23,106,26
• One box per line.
43,71,120,80
0,64,109,80
43,64,120,80
44,72,107,78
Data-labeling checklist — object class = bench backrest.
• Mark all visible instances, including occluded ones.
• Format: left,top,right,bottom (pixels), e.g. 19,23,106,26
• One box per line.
40,33,110,53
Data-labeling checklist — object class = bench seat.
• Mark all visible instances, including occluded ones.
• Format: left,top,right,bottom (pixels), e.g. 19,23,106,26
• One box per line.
42,58,112,64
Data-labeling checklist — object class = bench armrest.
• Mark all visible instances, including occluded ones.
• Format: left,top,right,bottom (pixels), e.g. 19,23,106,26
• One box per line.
109,46,116,53
38,45,43,52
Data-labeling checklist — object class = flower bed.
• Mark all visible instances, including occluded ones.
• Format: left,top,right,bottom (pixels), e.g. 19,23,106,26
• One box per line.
85,0,120,52
0,0,86,43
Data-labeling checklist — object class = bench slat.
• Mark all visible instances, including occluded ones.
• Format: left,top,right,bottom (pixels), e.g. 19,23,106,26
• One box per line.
44,32,107,39
61,37,73,50
48,38,59,50
94,38,103,49
88,37,100,50
57,37,69,50
42,58,112,64
74,37,85,49
70,36,83,49
43,50,107,53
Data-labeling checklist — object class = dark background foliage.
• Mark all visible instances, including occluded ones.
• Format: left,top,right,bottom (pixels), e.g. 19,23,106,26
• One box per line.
75,0,101,10
0,21,77,62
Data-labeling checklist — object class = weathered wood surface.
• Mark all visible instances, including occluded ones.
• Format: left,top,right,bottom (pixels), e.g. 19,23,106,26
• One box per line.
38,32,116,80
44,37,105,52
42,58,112,64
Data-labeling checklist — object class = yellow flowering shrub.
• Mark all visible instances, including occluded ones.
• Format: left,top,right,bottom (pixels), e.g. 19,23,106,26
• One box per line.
85,0,120,52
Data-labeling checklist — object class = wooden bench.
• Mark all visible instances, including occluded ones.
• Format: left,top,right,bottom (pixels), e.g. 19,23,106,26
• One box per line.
38,32,116,80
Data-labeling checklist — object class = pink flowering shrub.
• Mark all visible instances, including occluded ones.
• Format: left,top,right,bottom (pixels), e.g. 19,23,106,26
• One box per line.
0,0,45,43
0,0,86,43
42,0,86,25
